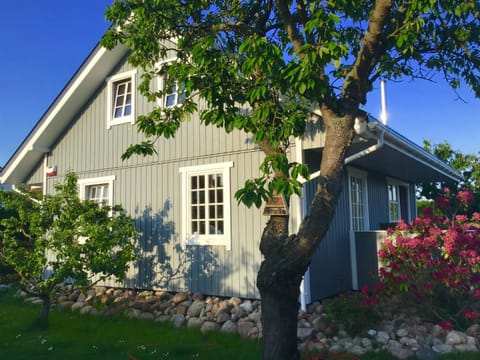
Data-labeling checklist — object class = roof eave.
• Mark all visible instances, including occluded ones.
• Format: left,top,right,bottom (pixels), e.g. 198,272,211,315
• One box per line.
368,119,462,183
0,43,129,185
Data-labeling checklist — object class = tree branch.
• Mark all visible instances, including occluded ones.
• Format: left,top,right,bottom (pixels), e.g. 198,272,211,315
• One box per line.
343,0,394,107
275,0,305,53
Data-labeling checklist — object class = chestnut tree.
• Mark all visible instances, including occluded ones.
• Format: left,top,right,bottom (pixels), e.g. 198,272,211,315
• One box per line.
101,1,479,358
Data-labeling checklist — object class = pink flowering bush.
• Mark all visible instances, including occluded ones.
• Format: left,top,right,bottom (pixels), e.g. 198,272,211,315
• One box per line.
371,189,480,329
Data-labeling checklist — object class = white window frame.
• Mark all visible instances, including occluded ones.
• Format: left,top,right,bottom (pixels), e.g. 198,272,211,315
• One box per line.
77,176,115,245
156,59,186,108
387,177,410,223
106,69,137,128
347,167,369,231
78,176,115,206
179,162,234,251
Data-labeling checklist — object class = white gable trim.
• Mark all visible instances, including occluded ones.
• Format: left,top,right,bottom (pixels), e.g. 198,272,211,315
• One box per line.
0,43,129,184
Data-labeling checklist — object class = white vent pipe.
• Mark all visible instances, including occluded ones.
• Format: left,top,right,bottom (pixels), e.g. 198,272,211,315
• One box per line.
380,79,388,125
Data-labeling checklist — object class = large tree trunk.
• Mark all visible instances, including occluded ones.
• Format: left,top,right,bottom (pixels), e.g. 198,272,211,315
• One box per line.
257,216,301,360
257,112,356,360
259,267,302,360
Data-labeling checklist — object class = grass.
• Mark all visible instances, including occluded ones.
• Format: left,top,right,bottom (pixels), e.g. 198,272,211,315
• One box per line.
0,288,261,359
0,288,479,360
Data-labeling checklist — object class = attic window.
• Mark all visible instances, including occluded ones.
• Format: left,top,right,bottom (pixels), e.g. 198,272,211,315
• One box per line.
163,77,186,108
156,59,186,108
112,79,132,119
106,69,137,128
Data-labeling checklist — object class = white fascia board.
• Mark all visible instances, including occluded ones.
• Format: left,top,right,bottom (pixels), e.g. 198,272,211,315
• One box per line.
383,134,461,182
0,44,128,184
368,120,462,183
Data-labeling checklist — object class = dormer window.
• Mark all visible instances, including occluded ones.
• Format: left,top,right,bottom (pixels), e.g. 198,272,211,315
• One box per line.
164,79,186,107
106,69,137,128
156,59,186,108
113,79,132,118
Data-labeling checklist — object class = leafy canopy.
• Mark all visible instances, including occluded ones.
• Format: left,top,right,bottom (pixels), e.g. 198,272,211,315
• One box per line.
101,0,480,207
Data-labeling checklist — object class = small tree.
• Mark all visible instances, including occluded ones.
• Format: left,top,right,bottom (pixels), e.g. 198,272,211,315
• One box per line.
0,173,136,322
0,194,18,283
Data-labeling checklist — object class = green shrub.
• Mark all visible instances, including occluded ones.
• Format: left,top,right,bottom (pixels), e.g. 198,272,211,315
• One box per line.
323,293,381,335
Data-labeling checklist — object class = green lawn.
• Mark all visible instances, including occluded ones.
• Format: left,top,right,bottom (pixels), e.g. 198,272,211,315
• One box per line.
0,288,478,360
0,289,261,360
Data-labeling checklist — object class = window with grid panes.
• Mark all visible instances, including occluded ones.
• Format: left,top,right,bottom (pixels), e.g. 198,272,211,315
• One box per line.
348,169,369,231
190,173,224,235
179,162,233,250
388,183,400,222
112,79,132,119
106,69,136,128
78,176,115,207
164,78,186,107
85,183,109,205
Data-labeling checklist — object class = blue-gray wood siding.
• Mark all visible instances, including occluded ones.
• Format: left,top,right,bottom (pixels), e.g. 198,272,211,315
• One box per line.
25,56,266,299
306,175,352,300
306,168,417,300
366,171,389,229
22,49,420,301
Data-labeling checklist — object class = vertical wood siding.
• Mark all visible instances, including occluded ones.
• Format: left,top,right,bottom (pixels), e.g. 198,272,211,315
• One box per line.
307,168,414,300
22,51,421,302
366,171,389,229
307,175,353,300
25,57,265,299
408,185,417,220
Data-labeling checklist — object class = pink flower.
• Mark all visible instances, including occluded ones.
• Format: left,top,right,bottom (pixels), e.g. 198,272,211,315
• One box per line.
378,249,388,258
422,207,434,218
423,282,433,291
456,190,474,207
463,310,479,319
455,214,468,224
363,296,379,306
472,212,480,222
361,284,370,296
429,228,442,236
396,220,409,231
435,196,451,209
438,321,454,330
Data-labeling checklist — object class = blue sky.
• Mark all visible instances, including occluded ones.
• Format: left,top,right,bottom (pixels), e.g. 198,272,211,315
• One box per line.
1,1,479,168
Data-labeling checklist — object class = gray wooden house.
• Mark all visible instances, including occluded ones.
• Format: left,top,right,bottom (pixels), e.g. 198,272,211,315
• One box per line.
0,41,461,302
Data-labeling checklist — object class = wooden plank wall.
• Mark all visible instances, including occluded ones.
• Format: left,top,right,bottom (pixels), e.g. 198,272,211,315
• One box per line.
27,56,266,299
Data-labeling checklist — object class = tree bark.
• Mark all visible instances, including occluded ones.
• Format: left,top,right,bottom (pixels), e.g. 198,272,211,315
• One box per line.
257,216,301,360
259,268,302,360
257,176,345,360
257,112,356,360
39,295,50,325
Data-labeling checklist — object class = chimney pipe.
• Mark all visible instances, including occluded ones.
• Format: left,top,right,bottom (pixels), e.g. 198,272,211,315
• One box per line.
380,79,387,125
